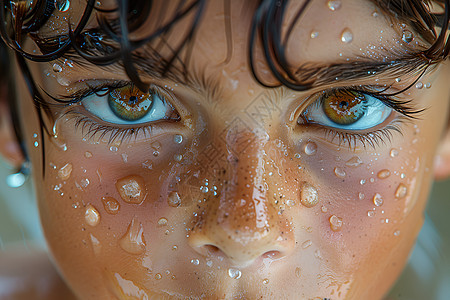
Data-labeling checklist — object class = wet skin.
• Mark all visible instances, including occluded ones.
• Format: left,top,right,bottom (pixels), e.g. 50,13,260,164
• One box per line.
11,0,450,299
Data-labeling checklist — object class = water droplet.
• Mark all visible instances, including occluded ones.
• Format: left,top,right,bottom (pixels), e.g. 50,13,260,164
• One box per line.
263,278,269,284
85,151,93,158
367,210,375,217
301,240,312,249
358,192,365,200
89,234,101,256
340,28,353,43
228,268,242,279
377,169,391,179
329,215,343,231
346,156,362,167
294,153,301,159
52,63,62,72
152,151,159,157
333,167,346,179
122,153,128,163
327,0,341,11
415,82,423,89
55,0,70,12
173,134,183,144
390,148,399,157
119,218,146,255
394,230,400,236
85,205,100,227
34,141,39,147
310,31,319,39
401,29,413,43
142,159,153,169
190,259,200,265
360,179,366,185
304,141,317,155
101,197,120,215
151,141,161,150
116,175,147,204
58,163,72,180
299,182,319,208
110,146,118,152
321,205,328,213
167,191,181,207
174,154,183,162
295,267,301,278
372,193,383,206
286,199,295,206
395,78,401,82
157,217,168,227
425,82,432,89
395,183,407,198
155,273,162,280
80,178,90,188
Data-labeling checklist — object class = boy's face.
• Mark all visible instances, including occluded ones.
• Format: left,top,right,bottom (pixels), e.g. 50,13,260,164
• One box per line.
12,0,450,298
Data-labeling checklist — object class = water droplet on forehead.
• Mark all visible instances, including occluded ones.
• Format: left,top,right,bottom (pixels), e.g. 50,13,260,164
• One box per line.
372,193,383,206
299,182,319,208
119,218,146,255
55,0,70,12
340,28,353,44
101,197,120,215
85,205,100,227
52,63,62,72
116,175,147,204
304,141,317,155
327,0,341,11
228,268,242,279
401,29,413,43
329,215,343,231
395,78,401,82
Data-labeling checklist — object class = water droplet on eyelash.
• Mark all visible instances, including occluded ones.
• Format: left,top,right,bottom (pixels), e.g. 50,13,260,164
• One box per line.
109,146,118,152
89,234,101,256
301,240,312,249
167,191,181,207
390,148,399,157
345,156,363,167
101,197,120,215
304,141,317,155
55,0,70,12
173,134,183,144
157,217,168,227
367,210,375,217
401,29,413,43
415,82,423,89
377,169,391,179
299,182,319,208
295,267,302,278
327,0,341,11
190,258,200,265
372,193,383,206
340,28,353,44
116,175,147,204
395,183,408,198
119,218,146,255
85,205,100,227
333,167,346,179
52,63,62,72
58,163,72,180
310,31,319,39
329,215,343,231
85,151,93,158
228,268,242,279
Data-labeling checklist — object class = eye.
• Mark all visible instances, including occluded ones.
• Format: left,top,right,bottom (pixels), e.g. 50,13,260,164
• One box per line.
300,89,393,131
82,84,178,125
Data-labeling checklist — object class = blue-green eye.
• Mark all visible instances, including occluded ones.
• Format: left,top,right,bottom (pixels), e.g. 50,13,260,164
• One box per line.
301,90,393,130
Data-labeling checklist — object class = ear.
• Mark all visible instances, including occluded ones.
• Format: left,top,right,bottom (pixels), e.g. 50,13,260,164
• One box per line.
0,82,24,169
434,126,450,180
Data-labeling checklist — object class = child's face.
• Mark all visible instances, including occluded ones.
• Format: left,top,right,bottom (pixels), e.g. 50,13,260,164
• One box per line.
12,0,450,298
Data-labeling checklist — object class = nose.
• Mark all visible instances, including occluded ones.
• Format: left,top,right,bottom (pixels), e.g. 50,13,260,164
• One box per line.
188,130,295,267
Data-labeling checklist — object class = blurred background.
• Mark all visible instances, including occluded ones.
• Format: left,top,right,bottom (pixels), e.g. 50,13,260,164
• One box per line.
0,156,449,299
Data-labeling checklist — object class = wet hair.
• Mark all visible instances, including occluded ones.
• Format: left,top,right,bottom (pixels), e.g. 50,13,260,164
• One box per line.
0,0,449,173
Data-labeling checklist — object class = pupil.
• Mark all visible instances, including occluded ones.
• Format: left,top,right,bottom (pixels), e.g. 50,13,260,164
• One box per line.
339,101,348,109
128,96,138,105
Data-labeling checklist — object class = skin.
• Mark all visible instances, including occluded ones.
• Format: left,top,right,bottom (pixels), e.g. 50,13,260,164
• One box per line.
1,0,450,299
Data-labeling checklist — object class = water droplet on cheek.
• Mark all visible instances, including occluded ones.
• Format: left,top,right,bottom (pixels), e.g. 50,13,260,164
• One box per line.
167,191,181,207
299,182,319,208
340,28,353,43
85,205,101,227
116,175,147,204
58,163,73,180
119,218,146,255
329,215,343,231
101,197,120,214
395,183,407,198
372,193,383,206
304,142,317,155
333,167,346,178
377,169,391,179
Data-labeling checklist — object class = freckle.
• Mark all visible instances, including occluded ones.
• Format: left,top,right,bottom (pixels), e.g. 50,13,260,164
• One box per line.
58,163,72,180
116,175,147,204
101,197,120,215
167,191,181,207
304,141,317,156
119,218,146,255
299,182,319,208
85,205,100,227
395,183,408,198
85,151,93,158
390,148,399,157
377,169,391,179
329,215,343,232
372,193,383,206
402,29,413,43
346,156,363,167
157,217,168,227
333,167,346,178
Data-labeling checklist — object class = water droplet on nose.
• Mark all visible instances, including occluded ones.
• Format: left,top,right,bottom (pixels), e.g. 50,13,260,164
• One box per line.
401,29,413,43
372,193,383,206
340,28,353,43
58,163,72,180
52,63,62,72
304,141,317,155
101,197,120,215
228,268,242,279
390,148,399,157
329,215,343,231
415,82,423,89
299,182,319,208
55,0,70,12
116,175,146,204
327,0,341,11
263,278,269,284
119,218,146,255
377,169,391,179
346,156,362,167
301,240,312,249
173,134,183,144
295,267,301,278
157,217,168,227
85,205,100,227
310,31,319,39
334,167,346,179
395,183,407,198
167,191,181,207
